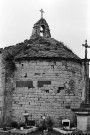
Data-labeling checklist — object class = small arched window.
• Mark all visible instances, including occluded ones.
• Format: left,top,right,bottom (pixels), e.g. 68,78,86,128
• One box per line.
40,25,45,36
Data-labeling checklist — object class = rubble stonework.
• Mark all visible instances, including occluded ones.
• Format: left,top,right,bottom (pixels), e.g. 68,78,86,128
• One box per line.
0,17,87,126
10,60,84,126
0,53,5,124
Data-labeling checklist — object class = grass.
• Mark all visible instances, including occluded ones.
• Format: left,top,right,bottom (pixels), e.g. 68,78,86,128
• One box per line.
0,130,89,135
0,131,63,135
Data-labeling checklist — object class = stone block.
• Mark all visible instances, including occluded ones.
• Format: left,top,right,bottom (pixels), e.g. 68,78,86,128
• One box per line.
77,114,90,131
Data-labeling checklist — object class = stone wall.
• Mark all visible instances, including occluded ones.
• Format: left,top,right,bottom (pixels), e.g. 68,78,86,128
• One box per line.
2,55,15,124
0,53,4,123
11,60,85,126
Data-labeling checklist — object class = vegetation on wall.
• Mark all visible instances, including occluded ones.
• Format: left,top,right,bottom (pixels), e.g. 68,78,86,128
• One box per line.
4,52,16,72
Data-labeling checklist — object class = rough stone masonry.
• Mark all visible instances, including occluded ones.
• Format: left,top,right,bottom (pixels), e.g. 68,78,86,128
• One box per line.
0,17,87,127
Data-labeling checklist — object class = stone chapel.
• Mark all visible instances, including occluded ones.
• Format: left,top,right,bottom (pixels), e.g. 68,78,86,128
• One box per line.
0,14,88,126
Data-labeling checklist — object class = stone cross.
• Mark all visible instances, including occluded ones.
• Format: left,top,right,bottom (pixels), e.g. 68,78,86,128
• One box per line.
40,9,44,18
82,40,90,103
82,40,90,60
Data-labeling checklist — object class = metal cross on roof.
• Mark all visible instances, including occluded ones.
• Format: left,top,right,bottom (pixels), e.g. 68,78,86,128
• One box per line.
40,9,44,18
82,40,90,60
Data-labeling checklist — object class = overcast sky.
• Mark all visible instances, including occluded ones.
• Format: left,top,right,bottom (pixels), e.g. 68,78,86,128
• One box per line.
0,0,90,61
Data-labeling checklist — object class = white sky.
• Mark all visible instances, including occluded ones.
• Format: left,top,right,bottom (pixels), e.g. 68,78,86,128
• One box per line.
0,0,90,61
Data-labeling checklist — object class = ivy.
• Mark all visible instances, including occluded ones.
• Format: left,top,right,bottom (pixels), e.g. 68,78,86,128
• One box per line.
4,53,16,72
